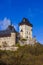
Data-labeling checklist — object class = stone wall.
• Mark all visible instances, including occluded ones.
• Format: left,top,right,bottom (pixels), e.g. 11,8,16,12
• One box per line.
0,47,18,51
19,38,36,46
19,25,32,39
0,32,16,47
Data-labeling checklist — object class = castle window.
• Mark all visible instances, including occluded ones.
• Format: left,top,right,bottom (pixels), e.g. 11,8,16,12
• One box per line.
27,36,28,38
20,30,23,32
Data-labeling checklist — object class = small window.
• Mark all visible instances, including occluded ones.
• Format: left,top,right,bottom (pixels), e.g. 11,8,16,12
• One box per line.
20,30,23,32
27,36,28,38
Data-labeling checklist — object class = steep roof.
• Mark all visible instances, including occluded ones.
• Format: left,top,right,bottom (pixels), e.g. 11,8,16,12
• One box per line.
19,18,33,27
0,25,17,37
6,25,17,33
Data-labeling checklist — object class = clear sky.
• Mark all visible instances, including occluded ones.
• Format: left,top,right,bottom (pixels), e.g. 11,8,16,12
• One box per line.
0,0,43,44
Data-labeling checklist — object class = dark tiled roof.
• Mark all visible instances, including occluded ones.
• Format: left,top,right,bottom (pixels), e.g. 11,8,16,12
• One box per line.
0,30,11,37
6,25,17,33
19,18,33,27
0,25,17,37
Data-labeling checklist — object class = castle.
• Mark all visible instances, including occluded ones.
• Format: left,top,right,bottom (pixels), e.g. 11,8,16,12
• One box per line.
0,18,36,47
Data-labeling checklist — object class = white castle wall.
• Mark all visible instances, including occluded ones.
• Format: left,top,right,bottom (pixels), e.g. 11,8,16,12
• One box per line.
0,32,16,47
19,25,32,39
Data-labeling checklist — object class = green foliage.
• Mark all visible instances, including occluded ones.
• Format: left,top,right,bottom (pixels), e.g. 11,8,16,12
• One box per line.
0,43,43,65
15,43,20,47
21,38,27,41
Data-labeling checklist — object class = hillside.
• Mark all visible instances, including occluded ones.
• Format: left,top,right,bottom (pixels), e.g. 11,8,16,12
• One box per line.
0,43,43,65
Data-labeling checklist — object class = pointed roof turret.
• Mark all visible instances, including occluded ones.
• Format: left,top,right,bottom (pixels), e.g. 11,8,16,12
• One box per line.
19,18,33,27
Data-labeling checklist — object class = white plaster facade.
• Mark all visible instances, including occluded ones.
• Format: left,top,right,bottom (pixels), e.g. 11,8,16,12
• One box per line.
0,32,16,47
19,25,32,39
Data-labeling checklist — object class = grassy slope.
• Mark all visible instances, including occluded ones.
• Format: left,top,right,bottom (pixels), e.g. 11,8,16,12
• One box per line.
0,43,43,65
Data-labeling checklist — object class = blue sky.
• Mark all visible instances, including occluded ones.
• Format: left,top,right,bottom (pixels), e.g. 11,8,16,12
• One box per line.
0,0,43,44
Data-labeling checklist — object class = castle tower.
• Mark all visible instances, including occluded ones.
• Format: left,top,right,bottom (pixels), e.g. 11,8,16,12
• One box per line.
19,18,33,40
